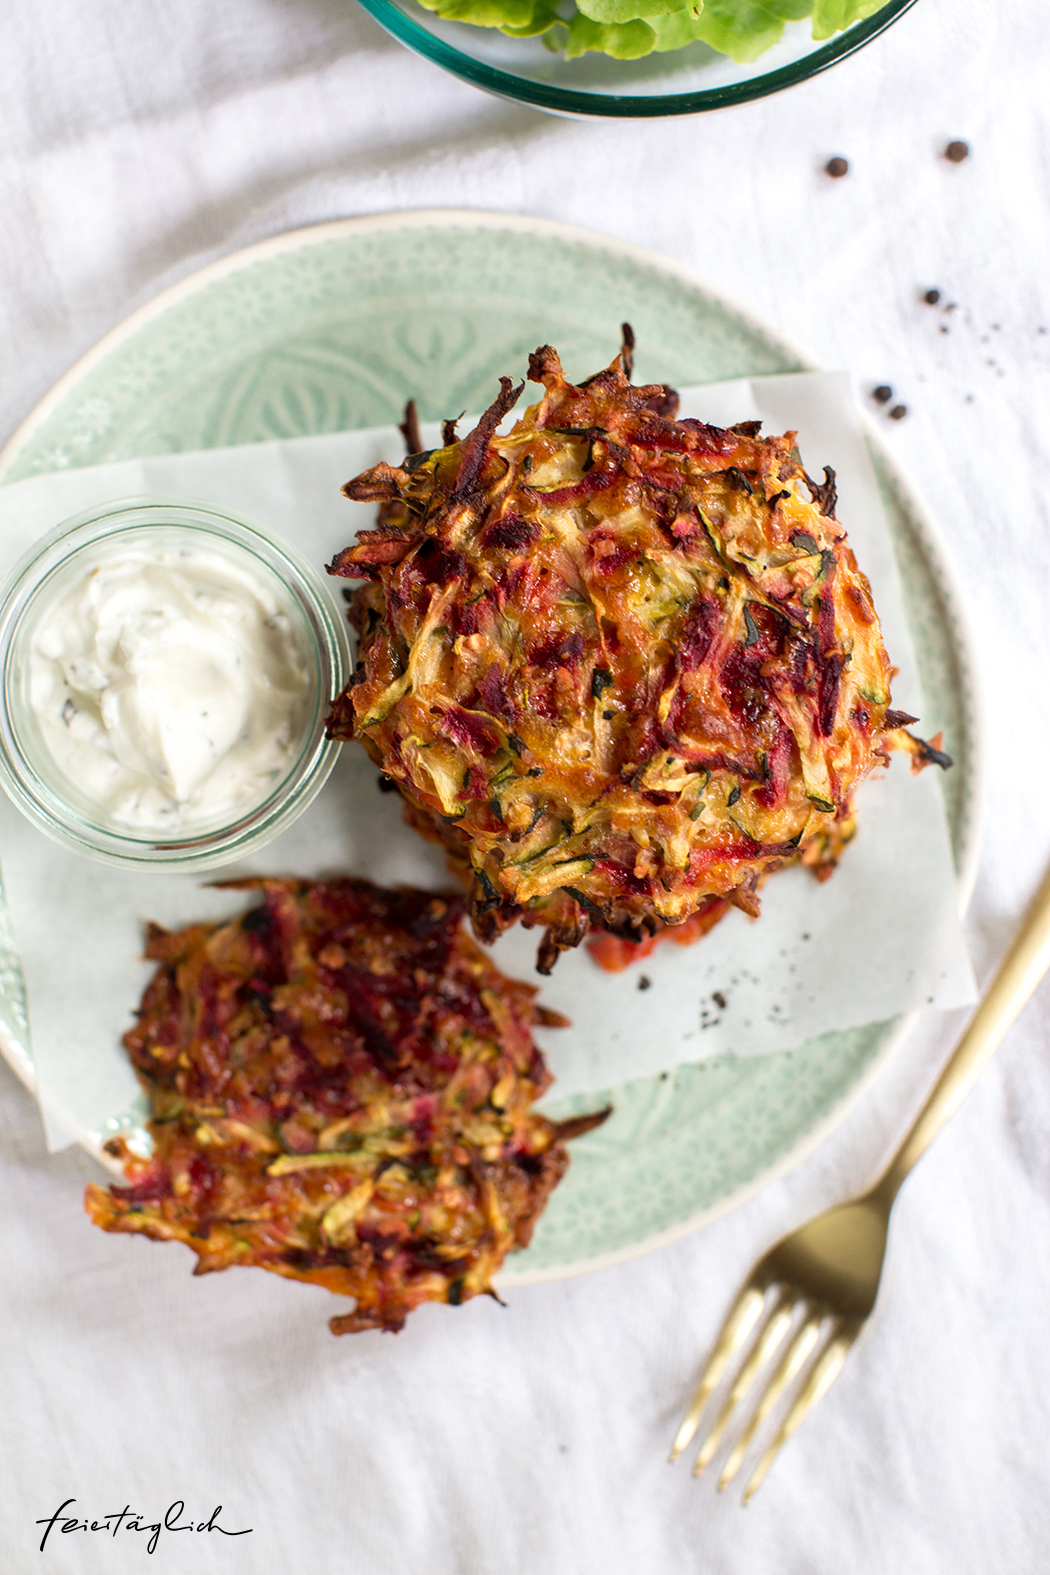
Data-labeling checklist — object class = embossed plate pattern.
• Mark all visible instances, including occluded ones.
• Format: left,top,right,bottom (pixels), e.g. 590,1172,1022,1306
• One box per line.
0,213,982,1284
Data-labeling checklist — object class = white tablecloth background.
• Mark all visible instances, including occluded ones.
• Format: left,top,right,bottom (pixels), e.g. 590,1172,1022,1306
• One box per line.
2,1,1048,1569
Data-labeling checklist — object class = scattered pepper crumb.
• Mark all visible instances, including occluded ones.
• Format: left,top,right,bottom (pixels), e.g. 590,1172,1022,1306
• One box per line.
923,288,941,305
712,990,727,1010
637,974,651,991
872,385,893,404
825,156,849,178
889,405,908,421
944,140,969,163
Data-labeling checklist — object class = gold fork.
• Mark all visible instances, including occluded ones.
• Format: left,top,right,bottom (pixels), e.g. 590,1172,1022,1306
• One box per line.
670,863,1050,1502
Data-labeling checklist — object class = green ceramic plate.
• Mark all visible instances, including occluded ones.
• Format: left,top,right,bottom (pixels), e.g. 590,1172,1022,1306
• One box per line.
0,212,982,1284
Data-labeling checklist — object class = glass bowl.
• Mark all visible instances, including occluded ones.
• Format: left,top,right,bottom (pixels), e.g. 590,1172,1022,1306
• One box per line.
355,0,918,117
0,498,350,871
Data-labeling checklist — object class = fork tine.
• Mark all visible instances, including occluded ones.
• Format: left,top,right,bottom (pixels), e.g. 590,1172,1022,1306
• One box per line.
717,1309,824,1491
669,1284,765,1462
740,1318,860,1504
692,1294,793,1476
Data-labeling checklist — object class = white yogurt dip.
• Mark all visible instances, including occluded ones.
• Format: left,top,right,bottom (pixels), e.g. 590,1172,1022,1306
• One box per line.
28,546,312,831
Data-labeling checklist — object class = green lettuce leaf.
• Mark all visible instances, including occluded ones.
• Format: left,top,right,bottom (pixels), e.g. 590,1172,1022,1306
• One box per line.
657,0,811,63
648,8,710,50
577,0,691,25
558,12,659,55
415,0,882,60
498,0,562,34
811,0,884,40
417,0,541,28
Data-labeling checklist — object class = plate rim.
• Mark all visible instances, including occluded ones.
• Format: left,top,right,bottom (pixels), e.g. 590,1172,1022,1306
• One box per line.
0,209,821,481
0,209,986,1285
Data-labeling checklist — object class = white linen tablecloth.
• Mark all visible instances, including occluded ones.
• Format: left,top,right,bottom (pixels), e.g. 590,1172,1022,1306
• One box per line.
2,1,1049,1570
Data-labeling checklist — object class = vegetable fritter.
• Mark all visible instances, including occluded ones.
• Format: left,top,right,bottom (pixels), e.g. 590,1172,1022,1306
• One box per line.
86,878,601,1334
327,342,946,973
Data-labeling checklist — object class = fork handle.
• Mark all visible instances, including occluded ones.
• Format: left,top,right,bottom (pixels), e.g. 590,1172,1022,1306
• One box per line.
874,862,1050,1203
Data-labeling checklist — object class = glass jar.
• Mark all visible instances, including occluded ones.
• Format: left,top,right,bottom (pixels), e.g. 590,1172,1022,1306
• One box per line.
0,497,350,870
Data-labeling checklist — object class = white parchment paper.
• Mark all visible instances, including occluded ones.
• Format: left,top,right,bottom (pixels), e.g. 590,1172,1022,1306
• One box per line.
0,372,975,1146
